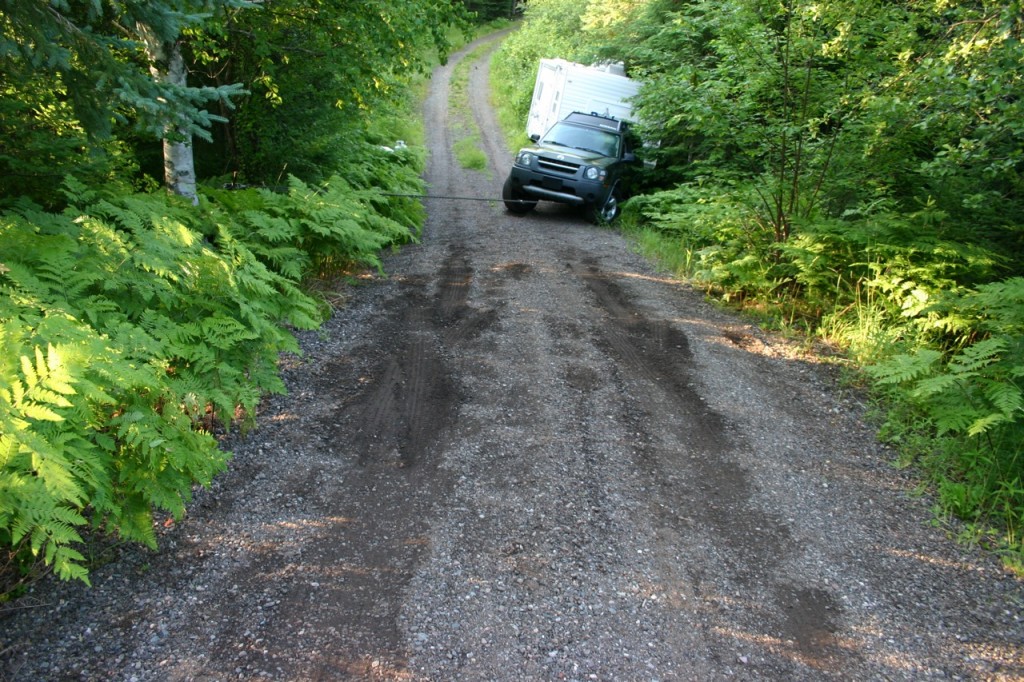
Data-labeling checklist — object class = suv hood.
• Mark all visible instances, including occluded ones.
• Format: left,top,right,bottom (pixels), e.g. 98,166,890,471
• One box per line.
528,144,614,166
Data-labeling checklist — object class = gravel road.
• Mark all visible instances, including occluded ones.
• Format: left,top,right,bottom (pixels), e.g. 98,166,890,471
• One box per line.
2,31,1022,682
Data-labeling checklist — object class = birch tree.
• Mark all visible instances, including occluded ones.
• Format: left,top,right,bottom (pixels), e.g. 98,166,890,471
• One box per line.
0,0,244,202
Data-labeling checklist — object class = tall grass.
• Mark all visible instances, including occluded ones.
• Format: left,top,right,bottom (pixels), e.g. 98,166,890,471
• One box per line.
449,31,509,176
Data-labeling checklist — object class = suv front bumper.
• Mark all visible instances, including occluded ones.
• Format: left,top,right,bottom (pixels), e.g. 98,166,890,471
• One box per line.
507,166,607,207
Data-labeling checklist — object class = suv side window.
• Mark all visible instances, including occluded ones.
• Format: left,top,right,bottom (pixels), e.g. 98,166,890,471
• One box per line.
621,128,642,159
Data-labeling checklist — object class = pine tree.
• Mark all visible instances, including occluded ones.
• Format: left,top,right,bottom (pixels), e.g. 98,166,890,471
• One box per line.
0,0,245,201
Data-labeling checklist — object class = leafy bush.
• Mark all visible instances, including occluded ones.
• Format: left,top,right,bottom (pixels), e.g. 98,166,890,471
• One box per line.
868,279,1024,561
1,184,284,584
208,172,421,278
0,162,422,585
630,182,1002,334
192,0,465,187
626,183,779,301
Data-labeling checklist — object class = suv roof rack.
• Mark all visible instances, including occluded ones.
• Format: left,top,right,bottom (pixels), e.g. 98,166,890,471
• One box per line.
563,111,627,132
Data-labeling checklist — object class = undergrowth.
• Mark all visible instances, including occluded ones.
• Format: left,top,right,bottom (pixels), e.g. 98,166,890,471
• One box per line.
867,279,1024,571
454,136,489,171
0,137,426,590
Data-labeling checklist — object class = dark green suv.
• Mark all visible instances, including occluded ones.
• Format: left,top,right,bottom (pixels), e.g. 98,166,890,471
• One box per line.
503,112,639,223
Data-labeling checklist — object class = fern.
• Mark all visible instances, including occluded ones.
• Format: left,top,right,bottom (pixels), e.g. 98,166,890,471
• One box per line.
868,277,1024,559
2,188,292,582
1,141,419,584
0,326,97,582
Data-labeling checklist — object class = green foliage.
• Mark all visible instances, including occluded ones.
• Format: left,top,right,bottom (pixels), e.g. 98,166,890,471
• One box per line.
623,0,1022,260
0,158,425,585
626,184,775,299
491,0,597,136
454,137,489,171
0,73,121,207
1,194,223,582
0,0,245,142
0,0,251,207
463,1,520,22
0,140,428,584
209,171,421,278
2,0,461,202
189,0,469,185
0,0,442,591
1,171,406,583
868,279,1024,559
629,178,1004,349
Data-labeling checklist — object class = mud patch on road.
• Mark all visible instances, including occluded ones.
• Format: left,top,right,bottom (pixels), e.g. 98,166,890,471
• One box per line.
186,254,478,677
338,304,457,469
569,257,724,445
492,261,532,280
775,584,845,668
568,256,848,670
328,246,502,471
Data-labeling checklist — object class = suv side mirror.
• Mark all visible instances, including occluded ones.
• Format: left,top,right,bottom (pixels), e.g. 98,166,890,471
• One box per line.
530,134,540,142
622,152,637,163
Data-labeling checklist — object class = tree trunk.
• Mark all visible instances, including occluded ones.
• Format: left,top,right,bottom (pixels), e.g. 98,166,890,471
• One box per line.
140,29,199,204
161,43,199,204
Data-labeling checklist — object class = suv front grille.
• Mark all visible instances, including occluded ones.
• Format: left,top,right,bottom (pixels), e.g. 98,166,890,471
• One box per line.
538,157,580,174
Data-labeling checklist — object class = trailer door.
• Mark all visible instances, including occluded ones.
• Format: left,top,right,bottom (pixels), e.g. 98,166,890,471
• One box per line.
528,60,563,139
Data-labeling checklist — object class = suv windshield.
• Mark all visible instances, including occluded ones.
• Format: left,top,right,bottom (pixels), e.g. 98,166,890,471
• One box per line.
540,122,621,158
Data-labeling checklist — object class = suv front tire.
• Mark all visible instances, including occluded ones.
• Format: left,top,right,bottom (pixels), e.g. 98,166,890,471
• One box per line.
503,176,536,214
585,184,621,224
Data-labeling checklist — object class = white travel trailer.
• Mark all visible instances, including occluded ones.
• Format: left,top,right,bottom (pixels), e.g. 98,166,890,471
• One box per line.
526,58,641,140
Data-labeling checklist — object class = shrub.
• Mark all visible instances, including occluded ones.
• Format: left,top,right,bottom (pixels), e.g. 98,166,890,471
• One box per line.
869,278,1024,562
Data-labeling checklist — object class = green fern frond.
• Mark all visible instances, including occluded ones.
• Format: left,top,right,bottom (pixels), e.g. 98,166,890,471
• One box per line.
49,545,90,584
114,494,158,549
241,210,298,243
985,381,1023,419
32,448,86,504
248,244,307,280
967,413,1009,438
969,277,1024,332
949,337,1006,375
200,314,259,350
60,176,98,206
912,372,960,400
932,406,978,436
868,349,942,385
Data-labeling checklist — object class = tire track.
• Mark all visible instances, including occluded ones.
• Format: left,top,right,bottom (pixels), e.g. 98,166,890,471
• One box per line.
570,256,847,668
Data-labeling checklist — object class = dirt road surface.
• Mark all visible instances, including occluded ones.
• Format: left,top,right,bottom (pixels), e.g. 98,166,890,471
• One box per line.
2,32,1022,682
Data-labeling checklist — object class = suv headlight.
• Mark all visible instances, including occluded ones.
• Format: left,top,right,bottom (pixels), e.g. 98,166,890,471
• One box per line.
516,151,535,166
584,166,607,181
